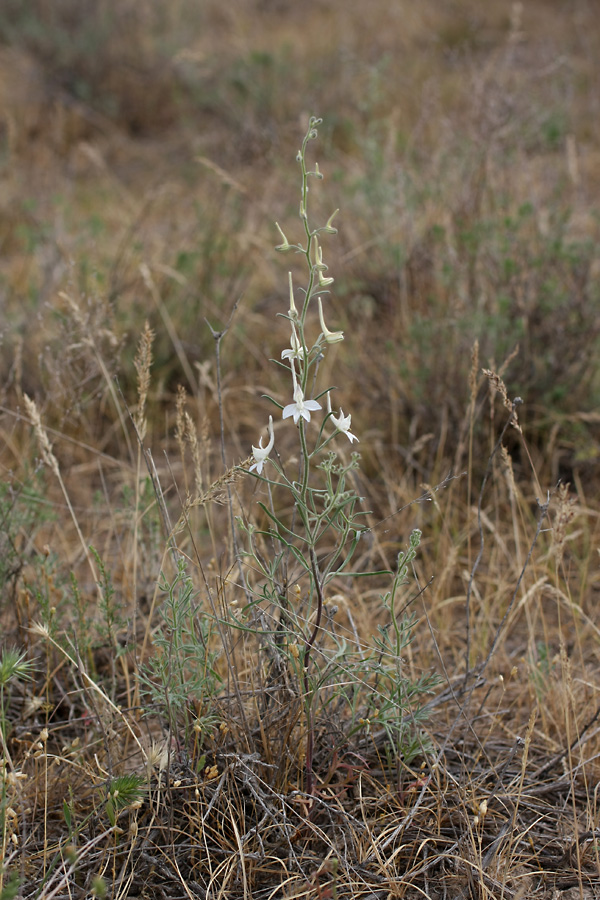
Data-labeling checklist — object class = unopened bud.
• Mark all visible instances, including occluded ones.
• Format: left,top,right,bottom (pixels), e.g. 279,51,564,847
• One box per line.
275,222,292,252
288,272,298,318
323,209,339,234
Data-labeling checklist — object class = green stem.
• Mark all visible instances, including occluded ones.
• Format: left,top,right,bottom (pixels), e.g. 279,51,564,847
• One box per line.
298,420,311,509
298,124,319,337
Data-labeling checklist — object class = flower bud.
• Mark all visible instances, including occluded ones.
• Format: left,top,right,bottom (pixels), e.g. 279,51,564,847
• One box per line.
275,222,292,252
323,209,339,234
318,297,344,344
288,272,298,319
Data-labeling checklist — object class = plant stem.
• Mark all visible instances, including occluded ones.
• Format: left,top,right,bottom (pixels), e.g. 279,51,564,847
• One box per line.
303,546,325,798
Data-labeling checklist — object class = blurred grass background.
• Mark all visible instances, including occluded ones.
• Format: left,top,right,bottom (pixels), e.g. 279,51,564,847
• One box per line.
1,2,600,895
1,0,598,476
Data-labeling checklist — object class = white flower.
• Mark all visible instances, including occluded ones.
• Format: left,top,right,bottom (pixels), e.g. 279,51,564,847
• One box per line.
282,385,321,425
249,415,274,474
281,324,305,361
317,297,344,344
331,407,358,443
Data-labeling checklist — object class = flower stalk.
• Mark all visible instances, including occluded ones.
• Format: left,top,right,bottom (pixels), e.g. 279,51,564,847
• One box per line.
242,117,432,803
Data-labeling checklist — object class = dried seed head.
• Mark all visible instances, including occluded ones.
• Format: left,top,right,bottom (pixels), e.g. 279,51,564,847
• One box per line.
23,395,59,476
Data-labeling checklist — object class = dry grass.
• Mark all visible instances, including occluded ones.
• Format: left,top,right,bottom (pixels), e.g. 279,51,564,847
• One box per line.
1,1,600,897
